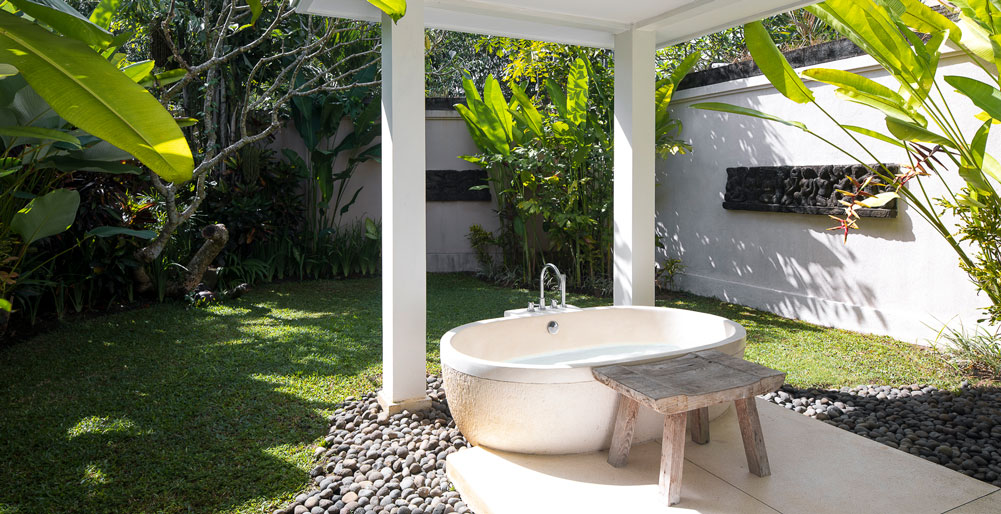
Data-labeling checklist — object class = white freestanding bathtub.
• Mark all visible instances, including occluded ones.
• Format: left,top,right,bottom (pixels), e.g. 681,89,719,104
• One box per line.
440,305,747,454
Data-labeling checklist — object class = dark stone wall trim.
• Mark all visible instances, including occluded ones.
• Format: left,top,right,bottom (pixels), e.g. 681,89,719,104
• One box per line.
427,169,491,202
723,164,898,218
678,39,866,91
427,97,465,111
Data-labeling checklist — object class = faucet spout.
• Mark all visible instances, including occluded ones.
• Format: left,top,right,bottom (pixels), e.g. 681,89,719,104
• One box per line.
539,263,566,310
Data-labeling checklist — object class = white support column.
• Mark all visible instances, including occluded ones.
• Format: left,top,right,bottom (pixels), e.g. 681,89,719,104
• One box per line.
613,28,656,307
377,3,431,414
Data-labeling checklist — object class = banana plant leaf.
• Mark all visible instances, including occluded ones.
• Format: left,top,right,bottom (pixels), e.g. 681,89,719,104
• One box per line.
8,0,114,49
690,102,808,130
0,12,193,183
834,88,927,125
843,125,906,148
967,119,1001,187
566,57,588,126
802,68,904,104
945,75,1001,121
121,60,154,83
744,21,814,104
897,0,961,43
138,68,186,89
88,0,120,30
483,76,513,141
885,117,955,147
0,125,79,146
10,188,80,245
509,82,543,138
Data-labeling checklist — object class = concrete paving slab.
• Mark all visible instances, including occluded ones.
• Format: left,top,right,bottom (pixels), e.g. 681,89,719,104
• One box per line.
446,399,998,514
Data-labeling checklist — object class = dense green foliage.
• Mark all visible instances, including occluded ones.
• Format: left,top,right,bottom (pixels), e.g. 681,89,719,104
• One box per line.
0,274,982,513
456,48,695,292
1,1,385,338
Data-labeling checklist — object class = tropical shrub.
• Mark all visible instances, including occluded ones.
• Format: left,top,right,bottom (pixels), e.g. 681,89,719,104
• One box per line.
457,51,698,291
693,0,1001,323
0,0,190,335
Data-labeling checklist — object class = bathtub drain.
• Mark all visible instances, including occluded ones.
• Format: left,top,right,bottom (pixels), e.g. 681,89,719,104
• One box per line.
547,321,559,334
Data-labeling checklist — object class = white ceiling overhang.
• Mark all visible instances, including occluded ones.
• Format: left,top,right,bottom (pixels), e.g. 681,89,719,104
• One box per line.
298,0,819,49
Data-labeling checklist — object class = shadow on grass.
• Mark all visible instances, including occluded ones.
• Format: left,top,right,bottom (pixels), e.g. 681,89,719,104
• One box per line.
0,279,385,514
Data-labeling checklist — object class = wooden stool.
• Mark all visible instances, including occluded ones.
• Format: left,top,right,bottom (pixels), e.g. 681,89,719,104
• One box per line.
592,350,785,506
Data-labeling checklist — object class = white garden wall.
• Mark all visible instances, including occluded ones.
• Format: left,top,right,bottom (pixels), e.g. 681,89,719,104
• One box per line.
662,49,992,344
273,103,500,273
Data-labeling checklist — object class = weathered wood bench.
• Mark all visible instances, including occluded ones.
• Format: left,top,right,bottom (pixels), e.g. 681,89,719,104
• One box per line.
592,350,786,506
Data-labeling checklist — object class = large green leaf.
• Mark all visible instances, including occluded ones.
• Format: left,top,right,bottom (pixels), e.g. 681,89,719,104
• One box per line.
834,88,926,125
545,78,569,121
509,82,543,138
0,125,79,146
566,57,588,126
669,51,701,87
466,98,510,154
802,68,904,104
37,155,141,174
367,0,406,22
808,0,916,85
0,12,193,183
885,117,955,147
10,188,79,244
744,21,814,104
88,0,119,30
482,75,513,141
121,60,154,83
247,0,262,26
956,13,996,63
138,68,186,89
843,125,906,148
945,75,1001,121
656,51,700,131
898,0,962,43
690,102,808,130
9,0,114,49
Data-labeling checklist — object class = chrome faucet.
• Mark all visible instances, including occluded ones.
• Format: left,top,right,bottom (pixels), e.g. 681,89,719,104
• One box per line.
531,263,566,311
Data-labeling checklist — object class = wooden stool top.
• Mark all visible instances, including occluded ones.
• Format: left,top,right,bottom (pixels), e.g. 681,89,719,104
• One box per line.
592,350,785,415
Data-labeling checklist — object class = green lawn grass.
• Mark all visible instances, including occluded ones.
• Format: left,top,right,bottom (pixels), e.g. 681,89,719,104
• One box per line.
0,273,981,513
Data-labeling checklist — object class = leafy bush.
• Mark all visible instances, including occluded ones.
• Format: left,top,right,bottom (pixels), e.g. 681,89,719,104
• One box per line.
456,51,696,293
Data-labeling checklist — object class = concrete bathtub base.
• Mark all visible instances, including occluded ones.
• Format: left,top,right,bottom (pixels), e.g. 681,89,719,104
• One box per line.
443,365,732,454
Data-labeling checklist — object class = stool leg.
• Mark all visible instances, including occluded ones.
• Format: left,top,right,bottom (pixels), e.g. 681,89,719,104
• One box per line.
688,407,709,444
607,395,640,467
735,397,771,477
659,411,687,506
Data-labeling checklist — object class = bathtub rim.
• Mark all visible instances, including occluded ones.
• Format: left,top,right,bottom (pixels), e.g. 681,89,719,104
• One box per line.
440,305,747,384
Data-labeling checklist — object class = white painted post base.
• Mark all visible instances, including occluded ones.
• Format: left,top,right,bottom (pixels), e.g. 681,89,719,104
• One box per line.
377,390,433,416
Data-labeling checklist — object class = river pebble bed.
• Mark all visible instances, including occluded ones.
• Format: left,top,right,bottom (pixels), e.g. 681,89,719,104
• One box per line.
275,376,474,514
765,382,1001,486
279,377,1001,514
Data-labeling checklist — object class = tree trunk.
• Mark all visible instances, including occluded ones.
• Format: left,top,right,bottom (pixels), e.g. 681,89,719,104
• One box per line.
178,224,229,294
